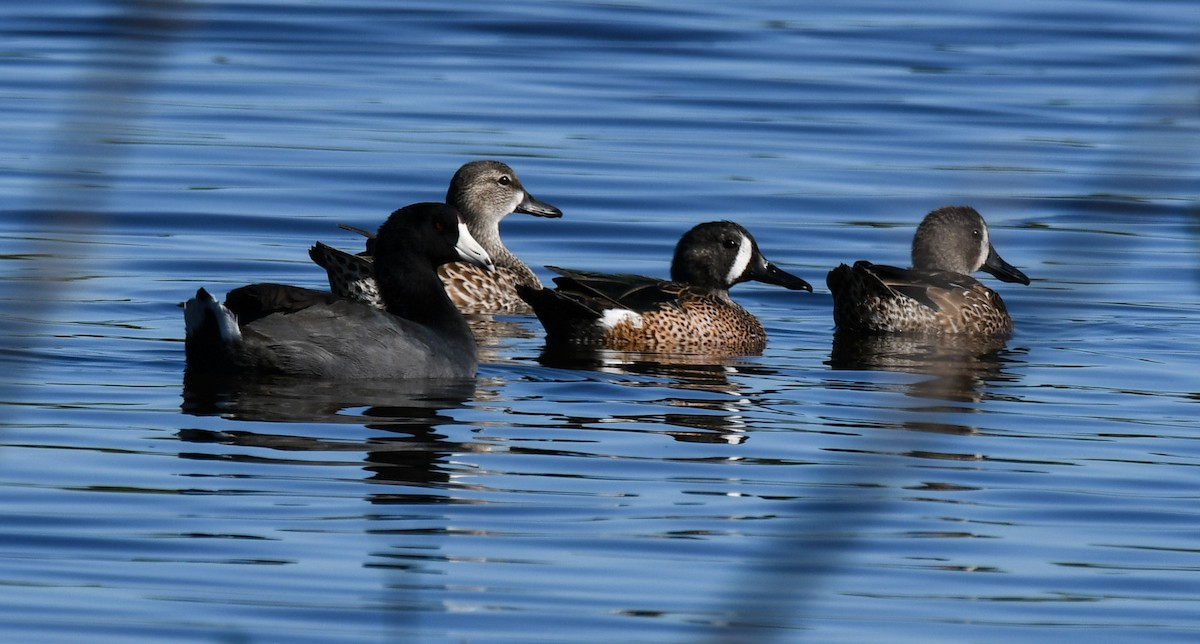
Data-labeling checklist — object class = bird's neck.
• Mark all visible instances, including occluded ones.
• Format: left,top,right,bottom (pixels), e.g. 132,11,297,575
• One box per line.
375,257,471,335
466,219,538,285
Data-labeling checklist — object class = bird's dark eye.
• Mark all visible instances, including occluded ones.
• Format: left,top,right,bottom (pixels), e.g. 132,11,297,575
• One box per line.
723,238,738,249
972,229,982,238
434,220,446,233
498,175,511,186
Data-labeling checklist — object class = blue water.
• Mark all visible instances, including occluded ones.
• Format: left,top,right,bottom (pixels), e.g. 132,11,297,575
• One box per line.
2,1,1199,642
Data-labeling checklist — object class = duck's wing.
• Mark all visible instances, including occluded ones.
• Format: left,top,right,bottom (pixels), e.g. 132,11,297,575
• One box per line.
308,242,381,306
309,241,373,272
864,263,984,313
545,266,678,313
224,283,343,326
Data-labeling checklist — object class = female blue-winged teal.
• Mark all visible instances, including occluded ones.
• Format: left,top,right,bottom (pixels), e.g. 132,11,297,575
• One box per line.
517,221,812,355
183,203,495,379
827,206,1030,335
309,160,561,313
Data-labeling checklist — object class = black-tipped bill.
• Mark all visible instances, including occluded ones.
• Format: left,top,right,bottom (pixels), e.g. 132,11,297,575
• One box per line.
517,192,563,218
748,260,813,292
982,245,1030,285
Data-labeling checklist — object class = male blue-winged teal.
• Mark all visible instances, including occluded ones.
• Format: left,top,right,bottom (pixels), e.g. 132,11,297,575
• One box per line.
827,206,1030,335
517,221,812,355
184,203,495,379
309,160,561,313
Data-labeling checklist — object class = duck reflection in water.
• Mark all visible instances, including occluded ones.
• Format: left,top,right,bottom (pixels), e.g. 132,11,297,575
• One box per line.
535,343,776,390
533,344,782,444
180,373,477,497
827,331,1026,436
829,331,1022,398
465,313,539,364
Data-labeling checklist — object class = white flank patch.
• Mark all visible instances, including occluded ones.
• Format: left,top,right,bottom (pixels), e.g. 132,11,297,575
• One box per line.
599,308,643,330
725,233,753,284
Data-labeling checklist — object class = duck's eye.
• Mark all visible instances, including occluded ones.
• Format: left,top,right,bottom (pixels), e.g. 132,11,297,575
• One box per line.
498,175,511,186
434,220,446,233
972,229,982,238
723,238,739,249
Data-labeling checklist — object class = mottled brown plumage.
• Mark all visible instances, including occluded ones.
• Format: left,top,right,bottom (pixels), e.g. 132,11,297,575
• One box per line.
437,262,541,313
597,281,773,354
310,160,561,314
519,221,812,356
827,206,1030,335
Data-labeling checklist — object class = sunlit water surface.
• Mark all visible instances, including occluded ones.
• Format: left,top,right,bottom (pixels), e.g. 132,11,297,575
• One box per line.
1,1,1198,642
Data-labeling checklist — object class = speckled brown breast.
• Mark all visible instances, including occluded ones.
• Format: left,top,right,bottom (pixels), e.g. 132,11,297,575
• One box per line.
438,262,535,314
599,292,769,355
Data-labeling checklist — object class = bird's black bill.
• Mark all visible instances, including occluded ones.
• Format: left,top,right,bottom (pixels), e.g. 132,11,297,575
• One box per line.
517,192,563,218
750,261,813,292
982,245,1030,285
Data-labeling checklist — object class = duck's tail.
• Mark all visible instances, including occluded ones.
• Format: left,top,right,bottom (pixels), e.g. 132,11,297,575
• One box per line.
183,287,241,365
516,284,604,345
183,288,241,372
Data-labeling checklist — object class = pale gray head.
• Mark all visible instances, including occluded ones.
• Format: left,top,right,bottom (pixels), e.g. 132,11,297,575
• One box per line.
445,160,562,233
911,206,1030,284
670,221,813,293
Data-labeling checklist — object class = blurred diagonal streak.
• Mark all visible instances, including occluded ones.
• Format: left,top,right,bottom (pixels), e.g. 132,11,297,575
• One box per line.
0,0,191,420
707,42,1200,644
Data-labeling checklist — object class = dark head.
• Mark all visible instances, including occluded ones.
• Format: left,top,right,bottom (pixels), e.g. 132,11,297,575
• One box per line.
912,206,1030,285
670,221,812,293
446,160,562,227
374,202,494,272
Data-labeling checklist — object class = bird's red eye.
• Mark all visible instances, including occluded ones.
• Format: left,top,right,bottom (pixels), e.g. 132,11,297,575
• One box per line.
434,220,446,232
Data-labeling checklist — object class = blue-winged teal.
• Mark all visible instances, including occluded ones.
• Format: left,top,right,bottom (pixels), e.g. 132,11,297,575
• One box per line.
184,203,495,379
517,221,812,355
309,160,561,314
827,206,1030,335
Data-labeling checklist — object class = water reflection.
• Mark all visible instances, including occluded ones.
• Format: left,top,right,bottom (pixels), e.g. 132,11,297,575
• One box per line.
828,331,1023,406
535,344,777,392
464,314,537,364
181,372,475,424
179,373,475,496
531,344,783,444
714,333,1032,640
